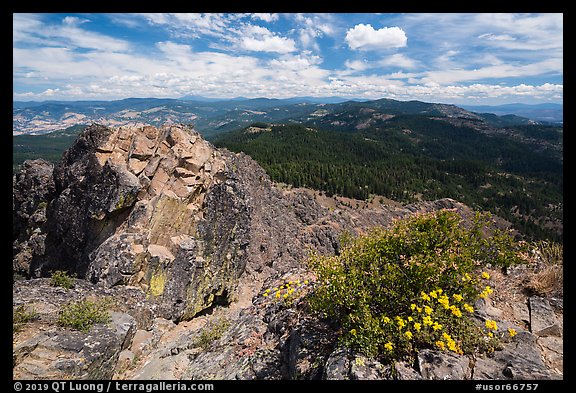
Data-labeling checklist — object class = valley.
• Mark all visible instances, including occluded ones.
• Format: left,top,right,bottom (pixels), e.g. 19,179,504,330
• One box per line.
13,97,563,244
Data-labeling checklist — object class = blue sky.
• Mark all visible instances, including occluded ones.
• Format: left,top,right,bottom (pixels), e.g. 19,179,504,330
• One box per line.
13,13,563,105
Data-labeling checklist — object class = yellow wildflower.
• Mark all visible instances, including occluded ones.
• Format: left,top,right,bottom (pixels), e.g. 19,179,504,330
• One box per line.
450,306,462,318
482,272,490,280
417,306,423,313
414,323,421,332
396,317,406,329
275,291,281,298
283,293,289,299
421,292,431,302
437,288,443,294
350,329,357,336
424,306,433,315
304,280,309,285
479,285,494,299
383,316,391,324
436,340,445,350
430,290,438,299
447,340,458,352
423,316,433,326
384,342,394,351
463,303,474,313
432,322,443,331
263,293,269,297
452,294,463,302
438,295,450,309
485,319,498,331
408,316,413,322
404,330,413,340
508,328,517,338
410,303,417,311
462,273,471,282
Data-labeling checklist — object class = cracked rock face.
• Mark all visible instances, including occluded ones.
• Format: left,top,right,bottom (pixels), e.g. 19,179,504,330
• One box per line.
14,124,240,321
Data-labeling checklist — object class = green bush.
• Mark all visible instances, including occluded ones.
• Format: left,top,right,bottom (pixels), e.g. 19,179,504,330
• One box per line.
307,209,529,361
13,305,38,333
193,318,230,349
50,270,76,289
57,298,112,332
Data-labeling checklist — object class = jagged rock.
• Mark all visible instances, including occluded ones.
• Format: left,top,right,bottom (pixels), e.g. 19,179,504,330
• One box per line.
472,331,553,379
394,361,423,380
529,297,562,337
349,355,392,380
12,159,55,277
13,312,136,379
538,336,563,373
417,349,472,380
323,349,352,380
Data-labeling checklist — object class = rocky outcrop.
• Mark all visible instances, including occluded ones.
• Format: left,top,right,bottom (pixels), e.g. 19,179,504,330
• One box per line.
13,123,485,322
14,124,249,321
13,159,56,277
13,278,151,379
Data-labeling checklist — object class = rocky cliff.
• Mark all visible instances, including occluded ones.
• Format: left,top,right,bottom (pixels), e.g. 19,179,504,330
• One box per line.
13,123,563,380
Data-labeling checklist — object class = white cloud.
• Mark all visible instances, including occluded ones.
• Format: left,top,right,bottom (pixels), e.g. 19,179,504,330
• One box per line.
478,33,516,42
13,14,130,52
239,25,296,53
292,14,336,51
251,13,279,22
13,13,563,105
62,16,89,26
422,57,563,85
344,59,368,72
379,54,418,69
346,24,407,50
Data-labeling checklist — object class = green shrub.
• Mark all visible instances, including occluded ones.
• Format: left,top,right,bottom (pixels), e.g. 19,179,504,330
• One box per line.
307,209,529,361
13,304,38,333
193,318,230,349
57,298,112,332
50,270,76,289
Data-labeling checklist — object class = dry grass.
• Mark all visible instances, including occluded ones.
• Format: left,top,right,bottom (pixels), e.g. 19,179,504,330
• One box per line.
524,264,563,298
524,241,563,298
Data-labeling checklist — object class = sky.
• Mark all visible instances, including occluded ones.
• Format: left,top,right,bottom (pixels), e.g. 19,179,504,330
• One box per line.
13,13,563,105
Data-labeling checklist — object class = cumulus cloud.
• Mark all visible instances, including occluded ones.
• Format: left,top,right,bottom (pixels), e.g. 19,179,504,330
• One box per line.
239,25,296,53
251,13,279,22
346,24,407,50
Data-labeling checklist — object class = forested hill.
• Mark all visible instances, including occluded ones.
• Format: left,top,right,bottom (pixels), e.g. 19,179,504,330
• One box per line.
213,121,563,243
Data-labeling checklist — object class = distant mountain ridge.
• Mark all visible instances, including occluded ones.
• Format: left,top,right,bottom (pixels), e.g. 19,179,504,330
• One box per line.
461,103,563,123
14,96,541,136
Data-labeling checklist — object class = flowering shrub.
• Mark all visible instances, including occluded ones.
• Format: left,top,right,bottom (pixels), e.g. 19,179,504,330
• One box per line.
261,278,311,307
307,209,529,361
